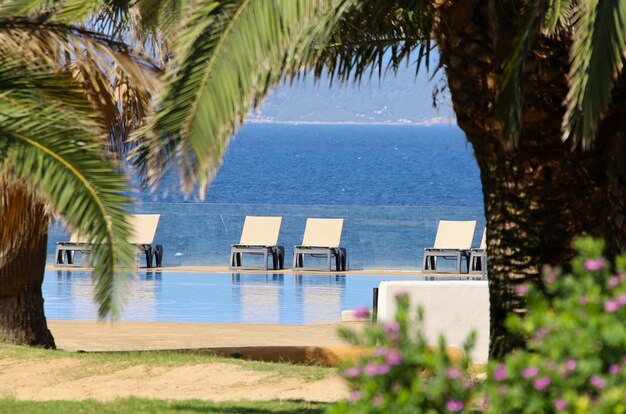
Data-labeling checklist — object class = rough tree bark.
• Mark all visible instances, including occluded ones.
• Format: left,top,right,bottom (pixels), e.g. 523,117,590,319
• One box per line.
0,178,55,347
433,0,611,358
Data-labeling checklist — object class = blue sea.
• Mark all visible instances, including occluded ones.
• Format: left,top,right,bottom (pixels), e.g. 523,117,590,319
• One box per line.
47,123,485,270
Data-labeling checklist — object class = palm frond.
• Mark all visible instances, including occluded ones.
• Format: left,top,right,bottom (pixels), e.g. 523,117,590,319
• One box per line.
496,1,549,148
563,0,626,150
0,0,104,21
136,0,186,42
543,0,571,34
135,0,357,198
308,0,434,83
0,17,160,157
0,56,136,318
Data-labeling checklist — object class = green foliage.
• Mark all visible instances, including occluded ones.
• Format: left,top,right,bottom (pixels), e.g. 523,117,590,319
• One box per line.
331,238,626,413
483,237,626,412
562,0,626,149
137,0,357,198
328,298,476,414
500,0,626,149
0,54,136,319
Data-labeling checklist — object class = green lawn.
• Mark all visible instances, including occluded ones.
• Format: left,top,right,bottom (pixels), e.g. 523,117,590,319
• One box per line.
0,398,328,414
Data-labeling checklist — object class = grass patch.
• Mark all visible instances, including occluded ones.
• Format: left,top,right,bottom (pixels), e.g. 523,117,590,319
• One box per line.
0,343,335,382
0,397,329,413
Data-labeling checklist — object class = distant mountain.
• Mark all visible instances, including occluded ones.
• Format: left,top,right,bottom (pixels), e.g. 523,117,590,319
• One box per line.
248,64,456,125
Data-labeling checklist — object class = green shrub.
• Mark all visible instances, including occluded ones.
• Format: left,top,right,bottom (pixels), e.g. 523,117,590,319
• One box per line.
330,237,626,413
328,296,477,414
483,237,626,413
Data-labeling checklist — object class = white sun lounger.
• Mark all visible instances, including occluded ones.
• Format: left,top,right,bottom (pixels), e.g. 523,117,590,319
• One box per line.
292,218,347,271
469,228,487,277
422,220,476,273
55,214,163,268
230,216,284,270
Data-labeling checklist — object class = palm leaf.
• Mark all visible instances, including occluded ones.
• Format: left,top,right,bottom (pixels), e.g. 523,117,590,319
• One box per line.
496,1,548,148
563,0,626,149
0,57,136,319
544,0,571,33
307,0,434,83
0,17,160,156
135,0,357,197
0,0,104,22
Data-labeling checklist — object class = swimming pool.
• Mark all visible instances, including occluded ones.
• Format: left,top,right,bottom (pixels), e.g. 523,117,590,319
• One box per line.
43,270,433,324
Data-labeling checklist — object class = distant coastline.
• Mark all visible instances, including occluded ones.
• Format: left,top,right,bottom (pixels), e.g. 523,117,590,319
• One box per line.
244,117,457,127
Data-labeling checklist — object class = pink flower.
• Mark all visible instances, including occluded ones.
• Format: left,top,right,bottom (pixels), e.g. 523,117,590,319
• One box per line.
386,349,403,365
585,258,606,271
364,363,390,376
618,294,626,306
516,284,529,296
533,376,551,391
522,366,539,378
604,299,620,313
383,321,400,341
373,394,383,406
343,366,360,378
565,358,577,372
446,367,462,379
609,364,621,375
354,306,370,318
590,375,606,389
608,276,620,288
542,265,560,285
372,347,387,357
533,327,550,343
383,321,400,334
446,399,464,412
555,398,567,411
493,364,507,381
579,295,589,305
544,271,557,284
350,391,361,401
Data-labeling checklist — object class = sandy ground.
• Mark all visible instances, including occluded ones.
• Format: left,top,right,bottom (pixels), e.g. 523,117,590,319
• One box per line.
0,321,363,403
0,357,348,402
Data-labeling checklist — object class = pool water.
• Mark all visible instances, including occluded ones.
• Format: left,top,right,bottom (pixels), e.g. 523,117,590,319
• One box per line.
43,271,432,324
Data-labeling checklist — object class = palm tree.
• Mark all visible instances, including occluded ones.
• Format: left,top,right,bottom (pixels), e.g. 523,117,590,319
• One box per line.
138,0,626,359
2,0,624,360
0,10,159,346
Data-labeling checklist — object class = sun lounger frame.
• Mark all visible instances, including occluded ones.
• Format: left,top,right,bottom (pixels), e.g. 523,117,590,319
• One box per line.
469,228,487,278
55,214,163,268
422,220,476,274
229,216,284,271
292,218,347,271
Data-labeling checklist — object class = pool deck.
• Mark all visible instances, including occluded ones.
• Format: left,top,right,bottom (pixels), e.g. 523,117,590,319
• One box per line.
48,264,483,278
45,265,482,365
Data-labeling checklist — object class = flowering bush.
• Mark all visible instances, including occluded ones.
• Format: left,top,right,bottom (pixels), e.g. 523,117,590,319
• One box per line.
482,237,626,412
330,237,626,413
328,295,477,414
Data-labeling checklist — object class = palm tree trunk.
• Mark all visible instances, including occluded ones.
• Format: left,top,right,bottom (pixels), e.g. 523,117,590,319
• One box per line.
0,179,55,347
474,141,607,358
433,0,609,358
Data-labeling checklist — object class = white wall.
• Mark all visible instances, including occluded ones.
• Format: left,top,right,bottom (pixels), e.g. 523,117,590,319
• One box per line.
377,281,489,363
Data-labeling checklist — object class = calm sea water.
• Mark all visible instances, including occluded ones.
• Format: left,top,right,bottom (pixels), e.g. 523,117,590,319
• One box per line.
47,123,485,269
146,123,482,206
